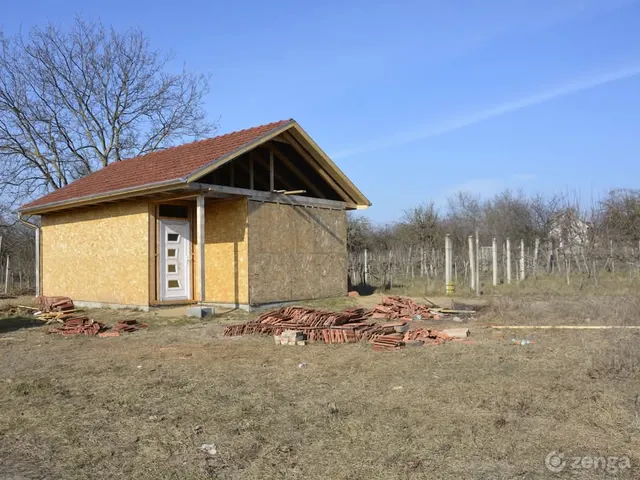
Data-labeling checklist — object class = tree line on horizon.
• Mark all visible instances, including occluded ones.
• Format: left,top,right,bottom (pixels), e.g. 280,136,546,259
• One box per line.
347,188,640,290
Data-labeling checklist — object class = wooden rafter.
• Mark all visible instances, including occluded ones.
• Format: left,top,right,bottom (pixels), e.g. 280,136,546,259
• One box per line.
270,143,326,198
280,131,354,204
286,125,370,207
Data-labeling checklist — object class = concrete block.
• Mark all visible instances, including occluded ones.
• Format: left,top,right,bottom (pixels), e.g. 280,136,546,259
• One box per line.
187,306,215,318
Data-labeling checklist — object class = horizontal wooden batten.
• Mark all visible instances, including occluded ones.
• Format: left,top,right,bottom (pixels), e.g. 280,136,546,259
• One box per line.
189,183,349,210
19,180,186,215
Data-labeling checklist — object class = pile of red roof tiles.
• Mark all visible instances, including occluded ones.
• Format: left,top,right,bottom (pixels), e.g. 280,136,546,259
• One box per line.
35,296,74,314
223,306,370,337
314,321,404,344
31,296,149,338
98,319,149,337
369,328,472,351
404,328,455,345
223,303,469,351
370,296,436,321
48,316,105,336
370,333,405,351
48,317,148,337
113,319,149,333
224,306,397,344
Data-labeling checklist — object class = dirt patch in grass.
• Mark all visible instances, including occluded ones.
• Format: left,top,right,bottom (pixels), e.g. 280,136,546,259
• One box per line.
0,293,639,478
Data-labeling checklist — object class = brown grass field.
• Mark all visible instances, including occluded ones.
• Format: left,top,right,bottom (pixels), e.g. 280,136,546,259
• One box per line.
1,277,640,479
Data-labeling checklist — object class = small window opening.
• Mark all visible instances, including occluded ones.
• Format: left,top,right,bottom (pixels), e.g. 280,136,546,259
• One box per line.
159,205,188,218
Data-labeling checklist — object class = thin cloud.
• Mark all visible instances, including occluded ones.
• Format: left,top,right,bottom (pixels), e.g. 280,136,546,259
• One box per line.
332,64,640,159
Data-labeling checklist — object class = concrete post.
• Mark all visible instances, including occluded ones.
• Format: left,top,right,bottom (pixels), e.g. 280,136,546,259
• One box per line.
533,237,540,276
506,238,512,284
468,235,475,290
4,255,9,294
445,234,452,293
492,237,498,287
520,239,526,281
475,231,480,296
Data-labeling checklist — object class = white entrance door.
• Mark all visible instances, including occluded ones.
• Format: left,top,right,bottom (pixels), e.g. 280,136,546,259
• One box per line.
159,219,191,301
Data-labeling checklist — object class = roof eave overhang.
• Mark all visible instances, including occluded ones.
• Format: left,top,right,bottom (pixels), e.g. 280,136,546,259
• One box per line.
287,121,371,209
19,119,372,214
18,178,187,215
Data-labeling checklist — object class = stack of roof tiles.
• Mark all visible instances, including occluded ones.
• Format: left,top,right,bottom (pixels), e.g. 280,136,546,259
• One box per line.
225,306,384,341
404,328,455,345
370,296,435,320
370,333,405,351
113,319,149,333
35,296,74,313
223,306,369,337
223,303,467,350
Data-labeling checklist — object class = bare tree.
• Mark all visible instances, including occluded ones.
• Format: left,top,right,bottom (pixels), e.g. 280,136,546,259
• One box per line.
0,18,214,207
346,189,640,291
402,202,441,277
600,189,640,243
0,214,35,293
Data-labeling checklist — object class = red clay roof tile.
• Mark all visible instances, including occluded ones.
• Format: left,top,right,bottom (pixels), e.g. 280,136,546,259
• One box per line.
21,119,293,211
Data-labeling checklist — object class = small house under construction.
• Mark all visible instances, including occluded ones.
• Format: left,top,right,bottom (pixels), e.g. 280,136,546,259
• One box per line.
19,119,370,310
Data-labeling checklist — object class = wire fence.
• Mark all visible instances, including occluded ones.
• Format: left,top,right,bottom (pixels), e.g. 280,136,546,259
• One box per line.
349,235,640,293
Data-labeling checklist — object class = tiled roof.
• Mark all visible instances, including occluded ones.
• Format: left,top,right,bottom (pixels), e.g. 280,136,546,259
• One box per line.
21,119,293,211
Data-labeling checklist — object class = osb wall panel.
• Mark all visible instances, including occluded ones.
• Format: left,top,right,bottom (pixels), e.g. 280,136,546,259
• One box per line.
248,201,347,304
41,200,149,305
203,198,249,304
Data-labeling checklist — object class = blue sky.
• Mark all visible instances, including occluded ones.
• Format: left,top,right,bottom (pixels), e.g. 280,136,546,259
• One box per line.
3,0,640,222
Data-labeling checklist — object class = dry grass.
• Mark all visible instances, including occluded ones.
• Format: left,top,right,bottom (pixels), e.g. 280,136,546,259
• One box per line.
1,288,640,479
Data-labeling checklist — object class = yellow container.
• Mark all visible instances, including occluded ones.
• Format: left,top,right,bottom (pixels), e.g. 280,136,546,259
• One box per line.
445,283,455,295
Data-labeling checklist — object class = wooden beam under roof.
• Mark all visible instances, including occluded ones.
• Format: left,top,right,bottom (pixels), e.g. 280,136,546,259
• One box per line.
189,183,349,210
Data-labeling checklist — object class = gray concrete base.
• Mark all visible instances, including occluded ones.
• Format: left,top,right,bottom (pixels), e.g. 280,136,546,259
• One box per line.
204,302,251,312
187,306,215,318
247,300,305,312
211,301,299,312
73,300,150,312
